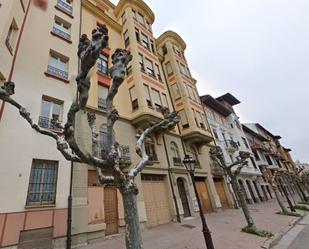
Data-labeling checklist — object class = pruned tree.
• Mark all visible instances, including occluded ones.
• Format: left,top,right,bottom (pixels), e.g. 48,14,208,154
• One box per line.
261,168,299,216
209,146,272,237
0,25,180,249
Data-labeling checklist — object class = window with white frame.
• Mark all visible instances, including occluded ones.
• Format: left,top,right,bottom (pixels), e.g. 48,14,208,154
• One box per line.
121,11,127,25
137,12,145,25
145,58,155,77
151,88,162,110
166,61,173,75
123,30,129,47
197,111,205,129
56,0,73,15
141,32,149,50
98,84,108,110
179,109,189,128
150,40,155,54
39,96,63,130
26,160,58,206
47,50,69,79
135,28,140,42
132,9,137,19
143,84,152,108
161,93,169,110
53,16,71,40
171,83,181,100
171,142,181,165
155,64,162,81
138,53,144,71
5,19,18,54
97,54,108,74
129,85,138,111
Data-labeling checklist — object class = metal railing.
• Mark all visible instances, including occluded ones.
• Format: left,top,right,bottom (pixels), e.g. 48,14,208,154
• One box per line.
98,98,107,110
38,116,62,131
97,64,108,74
173,157,182,166
57,0,73,14
47,65,68,79
52,26,70,40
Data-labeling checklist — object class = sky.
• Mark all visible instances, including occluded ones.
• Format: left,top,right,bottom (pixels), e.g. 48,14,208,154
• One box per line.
110,0,309,162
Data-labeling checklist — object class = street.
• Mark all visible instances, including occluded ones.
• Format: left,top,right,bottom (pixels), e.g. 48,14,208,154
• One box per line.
77,199,306,249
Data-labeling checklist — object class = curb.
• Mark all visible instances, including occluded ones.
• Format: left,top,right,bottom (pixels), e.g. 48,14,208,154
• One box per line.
261,212,307,249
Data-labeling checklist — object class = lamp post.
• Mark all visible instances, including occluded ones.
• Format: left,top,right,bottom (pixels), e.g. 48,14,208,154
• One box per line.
183,155,215,249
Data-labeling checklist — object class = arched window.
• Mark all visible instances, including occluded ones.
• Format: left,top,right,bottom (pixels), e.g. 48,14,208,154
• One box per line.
145,136,157,161
171,142,181,165
100,124,115,159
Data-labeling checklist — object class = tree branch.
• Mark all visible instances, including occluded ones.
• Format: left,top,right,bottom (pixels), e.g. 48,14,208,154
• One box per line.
96,167,115,185
129,110,180,178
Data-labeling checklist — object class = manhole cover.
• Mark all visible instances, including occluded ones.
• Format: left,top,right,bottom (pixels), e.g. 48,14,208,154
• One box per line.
182,224,196,229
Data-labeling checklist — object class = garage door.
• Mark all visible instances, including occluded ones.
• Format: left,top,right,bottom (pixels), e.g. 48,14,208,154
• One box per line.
195,177,213,213
142,174,172,227
214,178,229,209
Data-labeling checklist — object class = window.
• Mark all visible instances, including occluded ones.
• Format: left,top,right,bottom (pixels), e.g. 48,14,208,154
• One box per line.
151,89,162,110
206,110,214,120
186,84,195,100
166,62,173,75
212,129,219,139
98,84,108,110
47,50,69,79
265,154,273,165
179,109,189,128
190,147,200,167
145,136,157,161
197,111,205,129
162,45,168,55
26,160,58,206
171,142,181,165
129,86,138,111
242,137,249,149
187,67,192,77
150,40,155,54
53,16,71,40
193,88,200,102
5,19,18,54
250,157,257,169
141,32,149,50
155,64,162,81
174,45,182,57
135,28,140,42
56,0,73,15
222,133,228,146
171,83,181,100
162,93,169,110
137,12,145,25
39,96,63,130
132,9,137,19
192,109,199,127
138,53,144,71
121,11,127,25
100,124,115,158
123,30,129,47
180,63,187,75
145,58,155,77
143,84,152,108
146,21,152,32
97,54,108,74
253,150,260,161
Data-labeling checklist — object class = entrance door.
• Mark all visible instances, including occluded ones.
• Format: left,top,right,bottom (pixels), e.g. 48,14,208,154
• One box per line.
195,178,213,213
214,178,229,209
104,186,118,235
177,178,191,217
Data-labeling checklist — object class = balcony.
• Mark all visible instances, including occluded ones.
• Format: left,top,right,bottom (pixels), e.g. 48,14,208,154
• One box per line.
224,140,239,154
56,0,73,15
173,157,182,166
98,97,106,111
97,64,108,75
101,145,131,168
38,116,62,131
52,26,70,41
47,65,68,80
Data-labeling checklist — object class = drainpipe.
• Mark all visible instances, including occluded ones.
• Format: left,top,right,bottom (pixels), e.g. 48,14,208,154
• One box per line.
0,0,32,122
162,134,181,222
66,1,83,248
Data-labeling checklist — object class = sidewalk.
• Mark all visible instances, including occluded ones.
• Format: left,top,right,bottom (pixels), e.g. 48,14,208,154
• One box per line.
77,199,305,249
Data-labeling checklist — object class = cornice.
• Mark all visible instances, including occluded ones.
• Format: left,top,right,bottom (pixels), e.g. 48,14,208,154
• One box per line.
82,0,122,33
156,30,187,50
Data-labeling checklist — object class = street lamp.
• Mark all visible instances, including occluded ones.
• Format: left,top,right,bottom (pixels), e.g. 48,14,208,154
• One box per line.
183,155,215,249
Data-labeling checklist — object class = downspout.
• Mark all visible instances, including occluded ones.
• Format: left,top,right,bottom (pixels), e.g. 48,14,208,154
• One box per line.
0,0,32,122
66,1,83,248
162,135,181,222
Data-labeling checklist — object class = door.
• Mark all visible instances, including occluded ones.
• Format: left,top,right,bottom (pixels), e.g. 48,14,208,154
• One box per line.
142,174,172,227
104,186,118,235
214,178,229,209
195,178,213,213
177,178,191,217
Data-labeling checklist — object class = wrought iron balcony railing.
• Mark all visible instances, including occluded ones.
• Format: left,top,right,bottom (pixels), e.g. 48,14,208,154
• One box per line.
57,0,73,14
173,157,182,166
38,116,62,131
52,26,70,40
97,64,108,74
47,65,68,80
98,97,107,111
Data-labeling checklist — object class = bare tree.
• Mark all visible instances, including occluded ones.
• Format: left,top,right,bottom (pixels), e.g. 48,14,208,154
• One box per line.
0,25,179,249
209,146,272,237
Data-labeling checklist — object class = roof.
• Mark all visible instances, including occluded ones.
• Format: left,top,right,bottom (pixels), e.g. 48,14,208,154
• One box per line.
200,95,232,117
242,124,269,142
156,30,186,50
216,93,240,106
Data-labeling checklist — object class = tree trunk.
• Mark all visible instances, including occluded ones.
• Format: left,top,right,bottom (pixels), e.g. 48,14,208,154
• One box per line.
297,182,308,202
273,187,289,214
230,175,255,228
122,191,143,249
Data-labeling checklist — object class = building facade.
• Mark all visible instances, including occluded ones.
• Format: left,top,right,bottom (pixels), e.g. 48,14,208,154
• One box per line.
201,94,268,205
0,0,232,248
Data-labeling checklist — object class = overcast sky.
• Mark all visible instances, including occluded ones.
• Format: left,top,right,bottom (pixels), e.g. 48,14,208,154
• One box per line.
111,0,309,162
